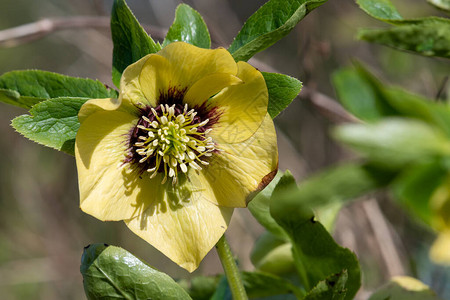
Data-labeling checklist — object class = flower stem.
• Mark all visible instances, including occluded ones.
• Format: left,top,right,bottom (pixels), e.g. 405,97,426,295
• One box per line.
216,234,248,300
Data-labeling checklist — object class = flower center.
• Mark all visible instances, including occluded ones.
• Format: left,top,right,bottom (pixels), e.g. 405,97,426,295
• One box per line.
128,103,215,185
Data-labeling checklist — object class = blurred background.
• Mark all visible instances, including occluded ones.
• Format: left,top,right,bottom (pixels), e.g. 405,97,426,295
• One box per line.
0,0,449,299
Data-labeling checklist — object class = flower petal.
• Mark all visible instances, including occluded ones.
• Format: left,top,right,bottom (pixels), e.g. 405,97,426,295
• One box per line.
78,98,122,123
209,61,268,144
183,73,243,108
124,184,233,272
139,42,237,105
120,54,156,108
192,114,278,208
76,109,162,221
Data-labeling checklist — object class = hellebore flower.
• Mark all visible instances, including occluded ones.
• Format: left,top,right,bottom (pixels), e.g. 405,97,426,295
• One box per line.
75,42,278,272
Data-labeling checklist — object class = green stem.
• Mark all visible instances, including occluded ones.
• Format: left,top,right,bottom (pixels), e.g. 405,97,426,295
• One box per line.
216,234,248,300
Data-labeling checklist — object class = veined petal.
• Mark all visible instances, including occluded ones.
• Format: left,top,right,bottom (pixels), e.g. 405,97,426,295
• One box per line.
139,42,237,104
195,114,278,208
120,54,156,109
76,110,162,221
209,61,268,144
430,230,450,265
124,184,233,272
183,73,243,108
139,54,174,105
78,98,122,123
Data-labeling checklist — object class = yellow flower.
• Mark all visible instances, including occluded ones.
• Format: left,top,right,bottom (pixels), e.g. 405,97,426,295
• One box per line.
75,42,278,272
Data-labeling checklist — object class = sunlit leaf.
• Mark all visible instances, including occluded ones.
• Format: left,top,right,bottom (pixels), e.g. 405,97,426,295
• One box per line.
11,97,89,155
111,0,161,87
228,0,327,62
263,72,302,119
81,244,192,300
163,4,210,48
0,70,117,109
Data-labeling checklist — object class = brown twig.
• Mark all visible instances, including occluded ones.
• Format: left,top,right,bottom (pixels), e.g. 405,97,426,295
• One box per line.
0,16,167,48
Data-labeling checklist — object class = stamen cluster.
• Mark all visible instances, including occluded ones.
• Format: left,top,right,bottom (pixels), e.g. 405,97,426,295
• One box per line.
130,103,215,185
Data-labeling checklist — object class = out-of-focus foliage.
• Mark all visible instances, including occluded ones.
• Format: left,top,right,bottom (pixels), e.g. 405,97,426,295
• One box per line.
356,0,450,58
368,276,444,300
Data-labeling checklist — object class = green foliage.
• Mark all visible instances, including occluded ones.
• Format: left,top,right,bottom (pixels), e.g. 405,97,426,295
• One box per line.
0,89,44,110
11,97,88,155
333,63,450,135
356,0,450,59
428,0,450,13
241,271,304,299
228,0,327,62
334,119,450,169
163,4,211,48
263,72,302,119
185,276,221,300
356,0,402,21
280,164,393,209
270,172,361,300
368,276,444,300
250,231,295,275
332,67,396,122
303,270,348,300
248,172,287,239
358,18,450,59
0,70,117,109
392,160,448,225
81,244,192,300
111,0,161,88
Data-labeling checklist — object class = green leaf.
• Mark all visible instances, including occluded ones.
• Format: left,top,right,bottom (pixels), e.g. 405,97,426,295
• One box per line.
228,0,327,62
248,171,288,239
11,97,88,155
81,244,192,300
368,276,444,300
251,231,295,275
163,4,210,49
0,89,44,110
303,270,348,300
334,118,450,169
111,0,161,88
242,271,304,299
262,72,302,118
0,70,117,109
393,160,448,225
428,0,450,13
333,64,450,135
279,164,394,209
356,0,403,21
270,172,361,300
382,88,450,138
186,276,220,300
358,18,450,59
332,67,396,122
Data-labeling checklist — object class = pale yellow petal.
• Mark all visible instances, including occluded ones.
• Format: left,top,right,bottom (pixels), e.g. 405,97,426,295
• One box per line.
76,110,164,221
195,114,278,208
183,73,243,108
209,61,268,144
120,54,156,109
124,183,233,272
78,98,122,123
139,42,237,100
430,230,450,265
